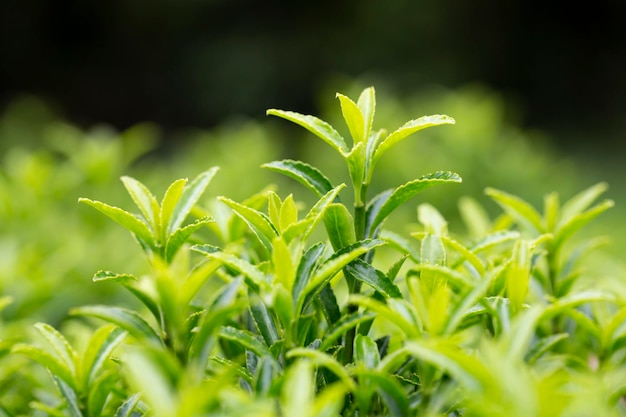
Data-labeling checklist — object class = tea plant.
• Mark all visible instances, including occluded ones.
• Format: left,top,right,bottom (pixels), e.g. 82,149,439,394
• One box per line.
5,87,625,416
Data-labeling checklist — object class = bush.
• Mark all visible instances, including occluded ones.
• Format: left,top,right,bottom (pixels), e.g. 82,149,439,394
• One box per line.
1,87,624,416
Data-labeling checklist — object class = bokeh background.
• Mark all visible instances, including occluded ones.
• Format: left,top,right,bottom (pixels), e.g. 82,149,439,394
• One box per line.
1,0,625,156
0,0,625,325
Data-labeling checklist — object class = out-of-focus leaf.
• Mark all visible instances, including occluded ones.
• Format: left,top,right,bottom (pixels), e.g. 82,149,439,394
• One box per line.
79,325,126,390
70,305,162,346
485,188,544,233
114,393,142,417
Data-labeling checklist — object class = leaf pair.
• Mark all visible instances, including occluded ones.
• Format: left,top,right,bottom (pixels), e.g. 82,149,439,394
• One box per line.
79,168,218,263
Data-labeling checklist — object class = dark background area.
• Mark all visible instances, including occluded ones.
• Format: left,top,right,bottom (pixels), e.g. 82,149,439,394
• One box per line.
1,0,625,154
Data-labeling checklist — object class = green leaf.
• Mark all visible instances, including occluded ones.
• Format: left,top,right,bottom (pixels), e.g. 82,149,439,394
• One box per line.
344,259,401,298
372,114,455,168
505,239,534,313
542,290,616,320
401,340,485,391
281,360,314,417
71,305,162,346
165,216,213,262
92,270,137,284
525,333,569,364
219,326,270,358
87,371,118,417
560,182,608,225
262,159,334,198
349,295,420,339
219,196,278,252
78,198,156,249
320,312,376,351
418,203,448,236
292,242,326,303
267,109,348,154
459,196,491,240
11,344,75,389
272,236,296,291
354,334,380,369
160,177,186,231
79,325,126,391
121,176,160,231
471,230,520,253
317,284,341,325
337,92,365,144
52,375,83,417
286,349,356,391
301,239,385,308
370,172,462,232
191,246,268,290
420,234,446,266
34,323,77,375
554,199,614,248
168,167,218,234
114,393,142,417
352,370,409,417
485,187,544,233
283,184,346,243
323,203,356,251
357,87,376,144
249,290,280,346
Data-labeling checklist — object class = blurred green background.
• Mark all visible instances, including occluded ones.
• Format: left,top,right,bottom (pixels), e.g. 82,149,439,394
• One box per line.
0,0,624,328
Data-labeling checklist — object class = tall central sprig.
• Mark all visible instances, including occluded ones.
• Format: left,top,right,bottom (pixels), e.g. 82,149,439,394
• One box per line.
266,87,460,364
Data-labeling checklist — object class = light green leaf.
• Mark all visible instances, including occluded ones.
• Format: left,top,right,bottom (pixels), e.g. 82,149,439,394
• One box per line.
267,109,348,154
71,305,162,346
560,182,608,224
418,203,448,236
114,393,142,417
292,242,326,303
219,196,278,252
283,184,346,243
249,290,280,346
337,92,365,144
459,196,491,240
357,87,376,144
286,349,356,391
191,246,268,290
301,239,385,307
165,216,213,262
344,259,401,298
11,344,75,389
78,198,155,249
352,370,409,417
485,187,544,233
402,340,485,391
349,295,420,338
52,375,83,417
168,167,218,234
505,239,533,313
272,236,296,291
219,326,270,357
354,334,380,369
554,199,614,248
372,114,455,168
370,172,462,232
471,230,520,253
160,178,187,236
262,159,334,198
525,333,569,364
121,176,160,231
281,360,314,417
323,203,356,251
34,323,77,376
79,325,126,391
280,194,299,231
92,270,137,284
420,234,446,266
320,312,376,351
542,290,616,320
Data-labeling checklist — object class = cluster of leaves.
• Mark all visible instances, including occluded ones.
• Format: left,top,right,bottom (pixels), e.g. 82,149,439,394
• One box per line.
2,88,625,416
